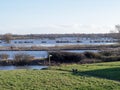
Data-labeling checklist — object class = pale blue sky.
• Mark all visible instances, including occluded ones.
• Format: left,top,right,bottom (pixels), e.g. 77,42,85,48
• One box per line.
0,0,120,34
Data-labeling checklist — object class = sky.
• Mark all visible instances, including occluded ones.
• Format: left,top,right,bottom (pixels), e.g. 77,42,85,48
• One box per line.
0,0,120,34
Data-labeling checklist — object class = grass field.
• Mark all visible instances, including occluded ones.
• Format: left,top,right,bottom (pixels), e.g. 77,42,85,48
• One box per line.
0,62,120,90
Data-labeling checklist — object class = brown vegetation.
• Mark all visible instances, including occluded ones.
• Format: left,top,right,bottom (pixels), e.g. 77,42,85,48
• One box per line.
1,33,13,43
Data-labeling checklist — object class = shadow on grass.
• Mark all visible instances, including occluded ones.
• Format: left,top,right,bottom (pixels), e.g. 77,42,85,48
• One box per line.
74,67,120,82
55,68,71,72
56,67,120,81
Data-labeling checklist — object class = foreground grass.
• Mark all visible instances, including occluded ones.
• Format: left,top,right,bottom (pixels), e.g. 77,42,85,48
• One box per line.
0,62,120,90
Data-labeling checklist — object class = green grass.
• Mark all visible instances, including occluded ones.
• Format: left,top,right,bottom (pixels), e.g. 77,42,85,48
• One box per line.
0,62,120,90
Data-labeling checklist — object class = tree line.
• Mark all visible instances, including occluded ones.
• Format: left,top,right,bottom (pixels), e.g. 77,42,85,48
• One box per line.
0,25,120,43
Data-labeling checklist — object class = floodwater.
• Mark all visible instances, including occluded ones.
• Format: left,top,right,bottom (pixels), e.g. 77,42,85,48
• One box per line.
0,65,48,70
0,38,118,47
62,50,99,53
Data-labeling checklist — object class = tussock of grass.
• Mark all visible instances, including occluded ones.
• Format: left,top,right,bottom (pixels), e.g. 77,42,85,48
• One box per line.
0,62,120,90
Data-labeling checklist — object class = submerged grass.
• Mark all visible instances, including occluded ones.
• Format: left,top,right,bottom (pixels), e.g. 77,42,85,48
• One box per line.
0,61,120,90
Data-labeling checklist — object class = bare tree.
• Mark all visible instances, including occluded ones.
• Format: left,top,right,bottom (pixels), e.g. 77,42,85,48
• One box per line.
109,30,116,33
0,54,9,60
115,24,120,33
2,33,12,43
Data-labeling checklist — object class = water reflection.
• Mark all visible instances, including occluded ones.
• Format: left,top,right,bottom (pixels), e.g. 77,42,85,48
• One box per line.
0,51,48,59
62,50,99,53
0,65,48,70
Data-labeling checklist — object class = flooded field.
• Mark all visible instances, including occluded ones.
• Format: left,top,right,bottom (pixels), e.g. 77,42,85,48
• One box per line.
0,65,48,70
0,37,118,47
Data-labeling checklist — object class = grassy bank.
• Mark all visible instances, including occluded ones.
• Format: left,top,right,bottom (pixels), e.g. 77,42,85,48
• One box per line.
0,61,120,90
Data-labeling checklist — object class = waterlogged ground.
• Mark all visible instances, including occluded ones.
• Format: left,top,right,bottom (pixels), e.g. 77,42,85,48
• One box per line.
0,61,120,90
0,37,117,47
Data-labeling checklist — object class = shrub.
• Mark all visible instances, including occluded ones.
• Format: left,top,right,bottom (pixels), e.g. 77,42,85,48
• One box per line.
0,60,13,66
80,59,102,64
13,53,34,66
84,52,101,59
49,52,85,63
0,54,9,60
100,51,113,56
101,56,120,62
